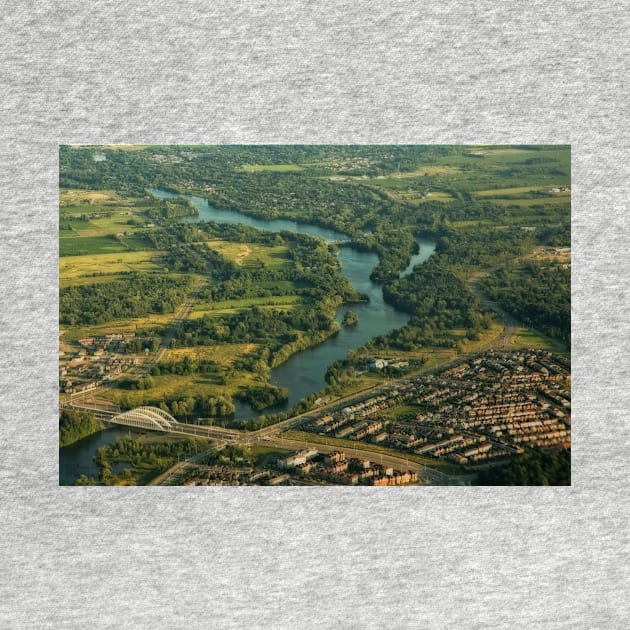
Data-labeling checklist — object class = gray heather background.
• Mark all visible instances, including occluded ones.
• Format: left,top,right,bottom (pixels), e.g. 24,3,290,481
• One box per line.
0,1,628,628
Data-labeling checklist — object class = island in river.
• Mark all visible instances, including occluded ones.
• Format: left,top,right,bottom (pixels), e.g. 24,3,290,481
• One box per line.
59,145,570,485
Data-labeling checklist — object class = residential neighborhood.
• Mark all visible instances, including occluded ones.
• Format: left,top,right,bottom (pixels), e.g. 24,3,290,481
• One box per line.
301,349,570,470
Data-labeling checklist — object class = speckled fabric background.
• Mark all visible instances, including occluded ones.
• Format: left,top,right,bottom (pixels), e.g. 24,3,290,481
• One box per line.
1,2,628,628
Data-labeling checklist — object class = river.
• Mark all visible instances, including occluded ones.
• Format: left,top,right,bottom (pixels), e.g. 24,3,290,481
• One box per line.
59,190,435,483
150,189,436,418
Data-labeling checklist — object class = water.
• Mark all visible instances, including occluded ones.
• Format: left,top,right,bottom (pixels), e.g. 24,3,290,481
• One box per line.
59,190,436,483
150,189,436,417
59,428,129,485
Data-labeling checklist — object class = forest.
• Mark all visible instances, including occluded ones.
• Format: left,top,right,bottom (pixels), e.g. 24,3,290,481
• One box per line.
476,448,571,485
59,408,103,447
60,274,195,325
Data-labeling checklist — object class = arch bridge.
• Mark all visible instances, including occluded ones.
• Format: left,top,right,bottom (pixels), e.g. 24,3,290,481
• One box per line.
108,406,178,432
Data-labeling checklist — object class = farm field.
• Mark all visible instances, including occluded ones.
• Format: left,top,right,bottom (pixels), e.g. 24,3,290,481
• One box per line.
59,250,164,286
60,233,153,256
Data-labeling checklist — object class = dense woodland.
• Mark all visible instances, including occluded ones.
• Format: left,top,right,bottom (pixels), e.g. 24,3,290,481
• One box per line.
59,409,103,447
480,262,571,344
60,274,196,325
476,448,571,485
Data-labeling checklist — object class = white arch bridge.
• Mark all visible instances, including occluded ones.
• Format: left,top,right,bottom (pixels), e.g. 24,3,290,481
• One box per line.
106,406,239,441
108,406,179,432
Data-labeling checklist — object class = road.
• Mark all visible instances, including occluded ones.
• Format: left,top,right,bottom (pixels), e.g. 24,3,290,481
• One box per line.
467,270,520,349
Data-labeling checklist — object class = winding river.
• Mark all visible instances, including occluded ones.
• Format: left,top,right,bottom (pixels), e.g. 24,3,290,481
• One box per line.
59,191,435,483
151,189,436,418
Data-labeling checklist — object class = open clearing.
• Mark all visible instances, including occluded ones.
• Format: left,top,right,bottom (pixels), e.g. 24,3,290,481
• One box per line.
61,215,144,238
163,344,259,366
469,147,532,156
417,191,454,202
206,240,292,269
59,250,164,285
475,186,570,197
60,233,153,256
61,311,182,341
59,189,121,205
491,197,571,208
243,164,303,173
101,368,263,409
512,328,557,350
381,165,461,178
192,295,302,315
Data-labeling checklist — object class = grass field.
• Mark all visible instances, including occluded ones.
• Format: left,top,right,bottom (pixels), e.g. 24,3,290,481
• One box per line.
386,404,422,419
206,240,292,269
417,191,454,203
475,186,561,197
491,198,571,208
454,323,504,352
512,328,558,351
243,164,303,172
60,250,164,285
101,369,262,410
191,295,301,315
61,311,182,341
60,233,153,256
162,344,259,366
59,189,120,205
61,215,144,238
380,165,461,178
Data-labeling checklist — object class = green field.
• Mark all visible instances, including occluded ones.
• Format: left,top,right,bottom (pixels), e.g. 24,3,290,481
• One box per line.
59,250,164,285
101,369,262,411
192,295,301,315
243,164,303,172
60,233,153,256
475,186,564,196
512,327,560,351
206,240,292,269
